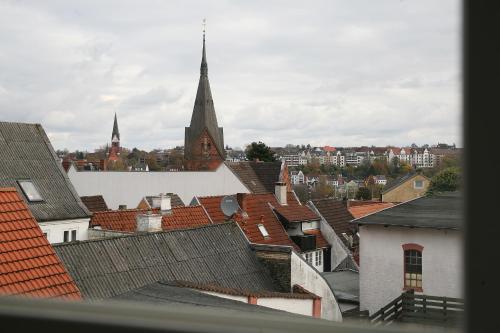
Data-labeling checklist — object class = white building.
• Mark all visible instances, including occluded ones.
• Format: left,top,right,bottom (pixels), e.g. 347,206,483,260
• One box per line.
0,122,91,244
353,192,463,315
290,170,305,185
280,154,308,167
67,162,251,209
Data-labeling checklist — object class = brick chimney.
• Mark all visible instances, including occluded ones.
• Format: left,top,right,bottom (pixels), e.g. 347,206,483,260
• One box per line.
136,210,162,232
275,182,287,205
236,193,248,212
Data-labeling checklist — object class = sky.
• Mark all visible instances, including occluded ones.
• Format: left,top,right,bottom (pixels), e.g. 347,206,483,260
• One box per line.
0,0,462,151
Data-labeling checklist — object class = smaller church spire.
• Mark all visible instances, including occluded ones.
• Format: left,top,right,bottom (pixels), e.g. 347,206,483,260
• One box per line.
200,18,208,77
112,112,120,142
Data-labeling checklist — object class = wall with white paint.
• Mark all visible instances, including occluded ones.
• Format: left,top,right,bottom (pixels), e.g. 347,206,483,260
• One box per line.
257,297,313,317
359,225,463,314
67,163,249,209
39,218,89,244
291,251,343,321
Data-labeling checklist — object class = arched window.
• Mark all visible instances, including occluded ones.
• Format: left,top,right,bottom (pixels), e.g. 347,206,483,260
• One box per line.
403,243,423,291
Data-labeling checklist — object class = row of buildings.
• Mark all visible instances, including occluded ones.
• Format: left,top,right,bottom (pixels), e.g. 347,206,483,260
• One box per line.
278,145,461,169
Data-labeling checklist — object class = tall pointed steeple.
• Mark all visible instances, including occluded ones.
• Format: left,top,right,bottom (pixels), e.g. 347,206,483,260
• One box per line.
112,112,120,142
184,22,225,171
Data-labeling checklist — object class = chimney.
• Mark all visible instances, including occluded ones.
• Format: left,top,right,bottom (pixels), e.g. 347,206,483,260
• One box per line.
152,193,172,213
275,182,287,205
236,193,247,212
136,210,162,232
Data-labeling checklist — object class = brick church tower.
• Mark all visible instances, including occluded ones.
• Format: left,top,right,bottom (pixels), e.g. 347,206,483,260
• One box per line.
184,30,225,171
108,113,121,162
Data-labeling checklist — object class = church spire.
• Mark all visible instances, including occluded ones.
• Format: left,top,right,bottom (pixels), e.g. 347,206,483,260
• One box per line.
200,18,208,77
184,20,225,171
112,112,120,142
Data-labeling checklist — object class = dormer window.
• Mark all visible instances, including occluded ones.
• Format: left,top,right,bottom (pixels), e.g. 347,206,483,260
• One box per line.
257,224,269,238
17,180,43,202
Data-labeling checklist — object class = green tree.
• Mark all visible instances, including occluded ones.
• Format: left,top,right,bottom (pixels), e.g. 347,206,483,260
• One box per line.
356,187,371,200
245,142,276,162
428,167,461,193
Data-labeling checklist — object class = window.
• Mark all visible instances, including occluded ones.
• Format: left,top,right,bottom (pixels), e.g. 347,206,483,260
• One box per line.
257,224,269,238
64,231,70,243
43,232,48,239
315,250,322,267
414,180,424,189
17,180,43,202
71,230,77,242
403,244,423,291
304,252,313,264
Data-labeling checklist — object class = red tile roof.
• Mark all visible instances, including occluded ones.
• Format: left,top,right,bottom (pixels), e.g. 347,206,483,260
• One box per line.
198,194,298,249
198,192,325,251
0,187,81,300
273,193,320,223
89,206,212,232
348,202,395,219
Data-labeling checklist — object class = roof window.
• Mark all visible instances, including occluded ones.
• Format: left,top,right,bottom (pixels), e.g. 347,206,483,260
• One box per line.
17,180,43,202
257,224,270,238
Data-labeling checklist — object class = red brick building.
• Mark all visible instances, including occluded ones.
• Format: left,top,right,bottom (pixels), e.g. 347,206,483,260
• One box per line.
184,31,225,171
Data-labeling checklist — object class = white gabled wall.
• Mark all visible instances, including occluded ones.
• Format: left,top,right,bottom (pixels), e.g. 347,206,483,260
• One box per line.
39,218,89,244
290,251,343,321
67,163,250,209
359,225,463,315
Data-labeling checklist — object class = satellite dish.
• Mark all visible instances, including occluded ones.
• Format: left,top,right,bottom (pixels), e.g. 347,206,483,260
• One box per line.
220,195,240,217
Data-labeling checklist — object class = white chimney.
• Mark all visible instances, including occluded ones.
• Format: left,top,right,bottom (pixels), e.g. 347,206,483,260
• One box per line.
151,193,172,213
275,182,287,205
136,211,162,232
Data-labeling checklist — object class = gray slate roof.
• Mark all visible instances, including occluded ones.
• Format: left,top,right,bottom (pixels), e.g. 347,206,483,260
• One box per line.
54,222,277,300
352,192,463,230
112,280,306,318
226,161,283,193
184,35,224,159
0,121,90,222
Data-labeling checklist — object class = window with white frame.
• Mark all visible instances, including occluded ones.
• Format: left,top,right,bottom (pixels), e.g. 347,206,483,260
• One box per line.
315,250,322,266
304,252,313,264
17,180,43,202
257,224,269,238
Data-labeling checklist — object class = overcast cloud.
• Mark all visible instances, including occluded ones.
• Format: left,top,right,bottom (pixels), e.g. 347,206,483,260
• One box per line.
0,0,461,151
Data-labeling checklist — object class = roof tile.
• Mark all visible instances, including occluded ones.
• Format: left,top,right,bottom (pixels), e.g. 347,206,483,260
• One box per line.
0,187,81,299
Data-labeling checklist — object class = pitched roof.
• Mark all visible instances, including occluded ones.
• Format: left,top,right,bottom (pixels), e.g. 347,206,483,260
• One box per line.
80,195,109,213
348,202,395,219
53,222,278,299
0,188,81,299
144,193,185,208
352,192,463,230
273,194,320,223
197,194,298,249
184,34,224,159
226,161,283,193
112,113,120,141
112,280,309,318
382,173,429,194
170,280,320,299
309,199,356,237
90,205,212,232
0,122,90,222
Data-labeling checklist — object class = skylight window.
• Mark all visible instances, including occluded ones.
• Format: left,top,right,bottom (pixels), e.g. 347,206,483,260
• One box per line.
17,180,43,202
257,224,269,238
